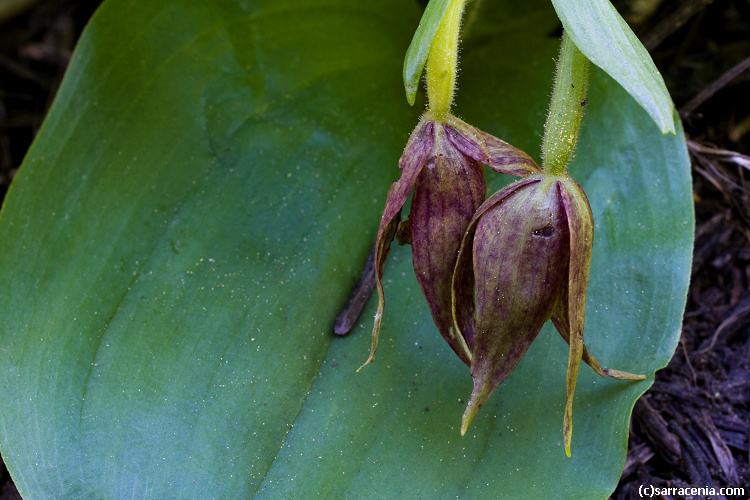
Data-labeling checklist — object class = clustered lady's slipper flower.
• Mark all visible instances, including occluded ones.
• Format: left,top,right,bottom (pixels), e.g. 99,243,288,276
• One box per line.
451,172,644,456
358,0,545,369
441,32,645,455
356,0,644,457
359,112,540,368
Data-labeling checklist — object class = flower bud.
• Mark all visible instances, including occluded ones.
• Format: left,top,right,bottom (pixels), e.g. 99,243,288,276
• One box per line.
452,173,644,455
360,113,540,369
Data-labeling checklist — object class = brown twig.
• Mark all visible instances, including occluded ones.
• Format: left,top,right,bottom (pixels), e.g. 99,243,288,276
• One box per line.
681,55,750,115
690,142,750,231
641,0,714,51
680,338,698,386
333,246,376,335
695,410,740,483
634,398,682,464
697,297,750,354
622,441,655,478
668,420,717,492
688,140,750,172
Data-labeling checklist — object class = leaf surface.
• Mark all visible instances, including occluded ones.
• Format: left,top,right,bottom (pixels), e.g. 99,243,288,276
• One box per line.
551,0,676,134
0,0,692,498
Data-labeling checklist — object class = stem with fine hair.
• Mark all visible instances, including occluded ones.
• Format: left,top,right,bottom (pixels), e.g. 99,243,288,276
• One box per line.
425,0,467,122
542,32,590,176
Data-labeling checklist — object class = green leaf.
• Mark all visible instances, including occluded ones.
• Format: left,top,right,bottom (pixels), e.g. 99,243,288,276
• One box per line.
550,0,677,135
0,0,692,498
403,0,452,106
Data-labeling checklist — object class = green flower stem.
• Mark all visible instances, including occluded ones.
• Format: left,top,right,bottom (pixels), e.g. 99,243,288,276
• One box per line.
425,0,466,122
542,32,590,176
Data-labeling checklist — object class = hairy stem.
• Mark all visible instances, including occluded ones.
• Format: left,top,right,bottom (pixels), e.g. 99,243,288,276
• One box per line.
425,0,466,122
542,32,590,175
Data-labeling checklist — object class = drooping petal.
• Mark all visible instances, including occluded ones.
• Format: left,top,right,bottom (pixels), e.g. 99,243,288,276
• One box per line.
359,119,434,370
549,185,644,381
550,300,645,380
546,177,643,382
551,296,612,378
557,179,589,457
444,115,541,177
461,177,570,434
410,122,485,366
381,119,436,228
552,177,644,456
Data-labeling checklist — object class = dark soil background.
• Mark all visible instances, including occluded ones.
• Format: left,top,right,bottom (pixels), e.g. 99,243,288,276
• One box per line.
1,0,748,498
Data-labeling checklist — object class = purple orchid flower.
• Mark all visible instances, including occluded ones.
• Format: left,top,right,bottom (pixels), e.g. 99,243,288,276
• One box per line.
451,173,644,455
360,112,540,369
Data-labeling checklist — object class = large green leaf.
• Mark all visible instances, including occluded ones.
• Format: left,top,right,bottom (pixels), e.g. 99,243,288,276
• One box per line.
0,0,692,498
550,0,676,135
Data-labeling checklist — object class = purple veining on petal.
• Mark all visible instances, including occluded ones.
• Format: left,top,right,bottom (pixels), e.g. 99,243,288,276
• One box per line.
411,123,485,366
361,118,434,369
452,177,542,356
379,119,435,227
444,124,489,163
556,177,592,454
461,178,570,432
444,115,541,177
551,177,645,386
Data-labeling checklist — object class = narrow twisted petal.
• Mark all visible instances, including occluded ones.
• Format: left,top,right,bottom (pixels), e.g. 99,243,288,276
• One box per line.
551,177,644,456
461,178,570,434
410,123,485,366
557,179,588,457
384,119,436,230
550,180,644,379
550,304,646,380
550,301,619,378
444,115,541,177
360,119,434,370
